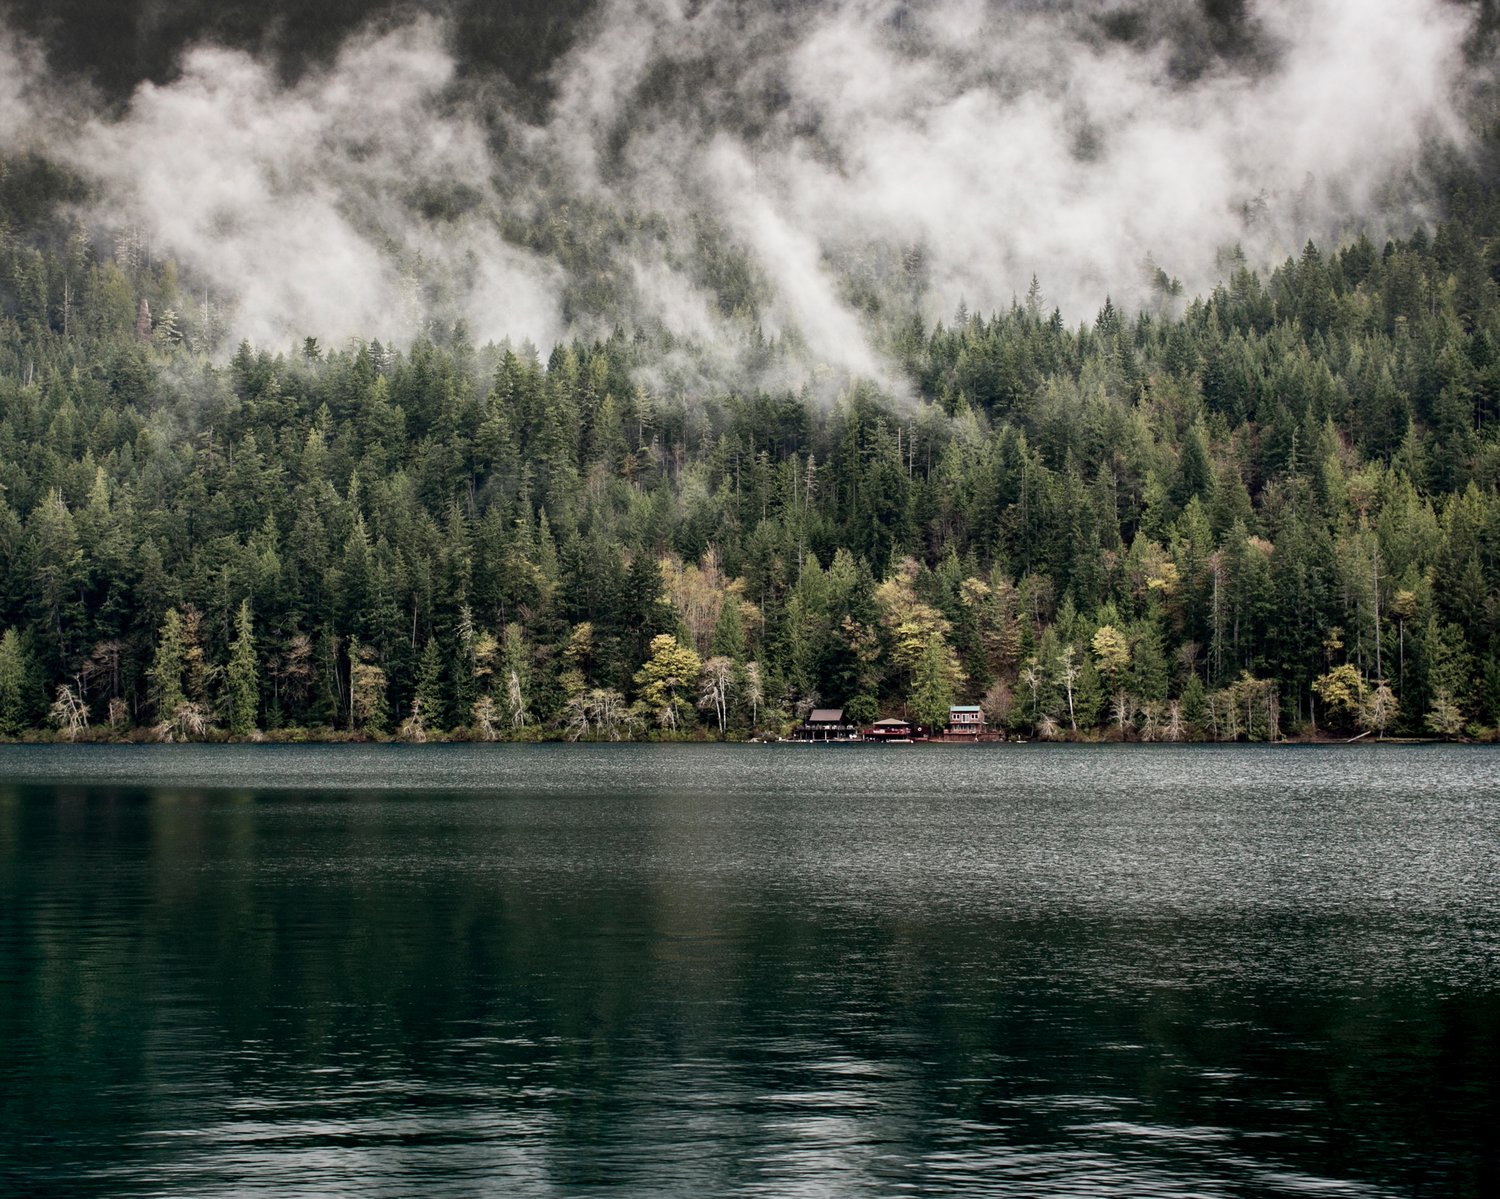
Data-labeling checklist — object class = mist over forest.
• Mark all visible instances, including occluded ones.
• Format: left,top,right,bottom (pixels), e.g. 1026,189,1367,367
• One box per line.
1,1,1499,742
3,0,1490,376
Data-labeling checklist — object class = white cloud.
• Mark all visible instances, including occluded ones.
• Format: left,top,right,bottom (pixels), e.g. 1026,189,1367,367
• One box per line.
64,18,563,350
3,0,1479,388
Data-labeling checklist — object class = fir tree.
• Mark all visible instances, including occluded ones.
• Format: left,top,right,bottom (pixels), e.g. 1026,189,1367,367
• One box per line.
227,600,259,737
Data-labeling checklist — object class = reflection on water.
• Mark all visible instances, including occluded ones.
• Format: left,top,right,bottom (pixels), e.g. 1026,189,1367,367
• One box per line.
1,744,1498,1197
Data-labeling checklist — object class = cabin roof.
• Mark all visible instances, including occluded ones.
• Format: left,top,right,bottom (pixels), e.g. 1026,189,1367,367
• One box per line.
871,717,910,727
949,705,983,714
808,708,845,723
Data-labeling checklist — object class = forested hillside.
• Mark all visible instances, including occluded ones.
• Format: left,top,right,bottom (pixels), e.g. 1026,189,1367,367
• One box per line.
2,150,1498,743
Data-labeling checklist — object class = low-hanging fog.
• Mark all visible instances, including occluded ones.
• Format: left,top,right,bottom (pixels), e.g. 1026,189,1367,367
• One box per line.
0,0,1486,390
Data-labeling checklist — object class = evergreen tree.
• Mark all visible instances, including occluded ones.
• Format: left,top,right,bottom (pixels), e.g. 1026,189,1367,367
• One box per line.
414,637,446,732
711,597,747,661
148,608,188,725
227,600,259,737
0,628,33,736
910,632,959,731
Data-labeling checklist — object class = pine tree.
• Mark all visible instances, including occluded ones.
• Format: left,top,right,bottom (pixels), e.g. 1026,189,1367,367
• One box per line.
149,608,188,724
910,632,961,731
0,628,33,736
415,637,446,732
227,600,259,737
711,597,747,660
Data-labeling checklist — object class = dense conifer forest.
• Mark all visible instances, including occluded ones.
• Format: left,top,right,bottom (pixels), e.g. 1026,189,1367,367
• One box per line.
2,148,1498,744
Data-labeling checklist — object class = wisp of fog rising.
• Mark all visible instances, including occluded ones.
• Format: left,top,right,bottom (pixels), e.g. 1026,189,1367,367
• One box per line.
0,0,1482,386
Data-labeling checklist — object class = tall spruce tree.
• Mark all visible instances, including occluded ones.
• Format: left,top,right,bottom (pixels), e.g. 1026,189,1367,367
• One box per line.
227,600,259,737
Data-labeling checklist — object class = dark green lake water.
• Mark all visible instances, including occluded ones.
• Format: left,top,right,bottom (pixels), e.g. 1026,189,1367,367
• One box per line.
1,743,1497,1197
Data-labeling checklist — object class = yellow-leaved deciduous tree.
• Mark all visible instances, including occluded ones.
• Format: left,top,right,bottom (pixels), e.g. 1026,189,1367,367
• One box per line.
875,558,952,689
1123,537,1179,611
634,634,702,732
1091,625,1131,685
1312,663,1364,732
1091,624,1132,738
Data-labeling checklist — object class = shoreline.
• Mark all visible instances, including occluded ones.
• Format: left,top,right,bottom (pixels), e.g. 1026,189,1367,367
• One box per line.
0,731,1475,748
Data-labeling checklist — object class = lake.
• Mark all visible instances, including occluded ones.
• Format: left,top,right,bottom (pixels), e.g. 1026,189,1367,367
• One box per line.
1,743,1497,1197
